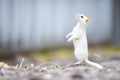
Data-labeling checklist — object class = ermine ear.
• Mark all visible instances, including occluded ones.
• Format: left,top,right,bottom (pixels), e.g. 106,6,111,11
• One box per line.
75,13,81,19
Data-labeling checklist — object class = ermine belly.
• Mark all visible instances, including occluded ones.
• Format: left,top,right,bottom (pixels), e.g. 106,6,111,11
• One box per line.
73,38,88,62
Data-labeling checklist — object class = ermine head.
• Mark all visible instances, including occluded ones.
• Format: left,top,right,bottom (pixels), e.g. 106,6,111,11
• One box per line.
75,13,90,25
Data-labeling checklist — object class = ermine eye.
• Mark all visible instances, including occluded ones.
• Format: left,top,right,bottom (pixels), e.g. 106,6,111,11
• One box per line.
81,16,83,18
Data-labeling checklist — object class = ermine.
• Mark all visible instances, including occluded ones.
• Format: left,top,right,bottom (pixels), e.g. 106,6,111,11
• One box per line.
66,13,103,69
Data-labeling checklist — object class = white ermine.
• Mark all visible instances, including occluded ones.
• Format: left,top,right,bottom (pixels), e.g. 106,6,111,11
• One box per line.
66,13,103,69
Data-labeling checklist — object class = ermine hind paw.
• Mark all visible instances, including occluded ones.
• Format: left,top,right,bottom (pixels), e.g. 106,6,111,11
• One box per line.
75,61,81,64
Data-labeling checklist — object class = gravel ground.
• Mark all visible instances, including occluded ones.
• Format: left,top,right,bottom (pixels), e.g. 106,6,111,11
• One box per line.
0,59,120,80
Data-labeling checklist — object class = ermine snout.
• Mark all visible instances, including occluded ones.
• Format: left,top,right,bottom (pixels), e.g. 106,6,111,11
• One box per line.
86,18,90,23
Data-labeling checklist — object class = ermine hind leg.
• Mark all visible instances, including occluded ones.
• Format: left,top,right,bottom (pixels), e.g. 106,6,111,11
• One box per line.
85,59,103,69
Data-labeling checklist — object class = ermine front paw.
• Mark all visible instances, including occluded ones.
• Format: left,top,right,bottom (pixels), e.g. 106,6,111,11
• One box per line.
66,35,69,38
66,32,73,38
67,37,73,42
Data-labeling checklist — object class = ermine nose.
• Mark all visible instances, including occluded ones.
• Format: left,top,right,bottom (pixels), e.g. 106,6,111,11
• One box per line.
86,18,90,23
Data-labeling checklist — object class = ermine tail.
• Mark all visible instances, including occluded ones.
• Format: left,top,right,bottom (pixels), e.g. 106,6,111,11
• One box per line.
85,59,103,69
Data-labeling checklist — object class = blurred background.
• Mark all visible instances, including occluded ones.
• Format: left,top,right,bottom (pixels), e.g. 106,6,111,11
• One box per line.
0,0,120,64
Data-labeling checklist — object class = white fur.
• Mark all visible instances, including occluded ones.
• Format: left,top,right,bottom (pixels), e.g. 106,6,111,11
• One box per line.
66,13,103,69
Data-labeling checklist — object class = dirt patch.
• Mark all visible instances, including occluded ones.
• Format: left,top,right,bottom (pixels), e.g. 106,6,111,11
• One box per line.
0,59,120,80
